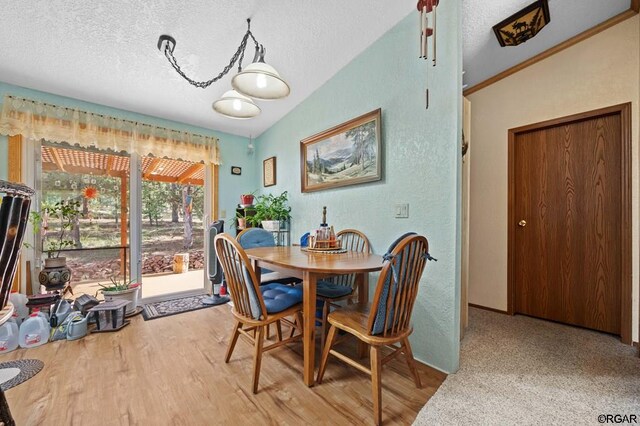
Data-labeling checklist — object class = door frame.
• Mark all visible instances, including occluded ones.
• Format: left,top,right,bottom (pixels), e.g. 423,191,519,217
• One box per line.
134,155,212,304
461,97,471,338
507,103,632,344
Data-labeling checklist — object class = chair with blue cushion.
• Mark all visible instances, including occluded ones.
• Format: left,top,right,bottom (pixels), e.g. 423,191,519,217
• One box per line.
316,229,371,350
214,233,303,394
317,233,432,425
237,228,300,285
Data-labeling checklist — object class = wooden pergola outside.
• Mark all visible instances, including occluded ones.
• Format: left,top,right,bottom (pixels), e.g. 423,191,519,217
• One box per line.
41,145,206,185
41,144,205,276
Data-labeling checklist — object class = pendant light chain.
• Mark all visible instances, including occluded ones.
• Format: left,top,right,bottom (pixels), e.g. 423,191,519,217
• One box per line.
158,18,289,118
161,19,261,89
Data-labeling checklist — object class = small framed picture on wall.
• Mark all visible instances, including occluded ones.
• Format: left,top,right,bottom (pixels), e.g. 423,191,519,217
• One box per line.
263,156,276,187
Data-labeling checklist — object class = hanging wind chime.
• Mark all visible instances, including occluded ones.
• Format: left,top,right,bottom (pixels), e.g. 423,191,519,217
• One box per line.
418,0,438,109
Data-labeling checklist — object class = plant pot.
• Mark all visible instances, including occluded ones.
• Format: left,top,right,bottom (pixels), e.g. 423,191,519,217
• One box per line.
240,195,255,206
261,220,280,232
237,217,247,228
38,257,71,291
44,257,67,269
102,287,139,315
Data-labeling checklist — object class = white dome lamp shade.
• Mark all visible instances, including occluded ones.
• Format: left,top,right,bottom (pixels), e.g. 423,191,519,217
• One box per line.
212,90,261,119
232,46,290,100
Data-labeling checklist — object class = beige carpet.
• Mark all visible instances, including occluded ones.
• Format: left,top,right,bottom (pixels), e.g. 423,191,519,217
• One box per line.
414,308,640,425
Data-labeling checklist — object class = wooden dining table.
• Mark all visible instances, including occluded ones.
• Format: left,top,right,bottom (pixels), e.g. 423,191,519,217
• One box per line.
244,246,384,386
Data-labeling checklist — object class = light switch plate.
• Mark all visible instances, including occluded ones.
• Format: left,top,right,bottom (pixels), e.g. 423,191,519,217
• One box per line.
220,209,227,218
395,203,409,218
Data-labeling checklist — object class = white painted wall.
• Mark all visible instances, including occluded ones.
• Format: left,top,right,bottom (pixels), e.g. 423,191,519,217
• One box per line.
467,16,640,341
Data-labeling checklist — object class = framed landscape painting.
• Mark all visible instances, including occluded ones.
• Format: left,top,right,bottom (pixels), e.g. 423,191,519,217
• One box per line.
300,108,382,193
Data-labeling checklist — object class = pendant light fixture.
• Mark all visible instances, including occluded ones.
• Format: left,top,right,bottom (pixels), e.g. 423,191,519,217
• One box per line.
212,90,261,119
232,46,290,100
157,19,289,119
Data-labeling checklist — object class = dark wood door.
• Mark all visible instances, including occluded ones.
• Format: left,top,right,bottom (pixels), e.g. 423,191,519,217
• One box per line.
512,109,628,336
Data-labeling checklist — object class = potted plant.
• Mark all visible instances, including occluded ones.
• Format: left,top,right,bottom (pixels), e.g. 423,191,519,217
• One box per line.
235,211,247,229
250,191,291,231
30,200,81,290
98,277,140,315
240,190,257,207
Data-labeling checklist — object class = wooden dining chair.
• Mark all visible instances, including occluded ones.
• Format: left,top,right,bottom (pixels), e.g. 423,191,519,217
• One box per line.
317,234,430,425
214,233,304,394
317,229,371,350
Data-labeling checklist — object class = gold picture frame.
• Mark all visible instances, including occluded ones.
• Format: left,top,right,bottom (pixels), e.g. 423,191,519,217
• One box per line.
263,156,276,187
300,109,382,193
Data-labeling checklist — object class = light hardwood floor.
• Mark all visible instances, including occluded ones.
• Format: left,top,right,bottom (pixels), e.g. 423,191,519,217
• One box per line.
2,305,445,425
70,270,205,301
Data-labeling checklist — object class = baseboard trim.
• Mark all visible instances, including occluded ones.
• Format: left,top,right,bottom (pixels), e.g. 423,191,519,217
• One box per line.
468,303,509,315
414,355,452,376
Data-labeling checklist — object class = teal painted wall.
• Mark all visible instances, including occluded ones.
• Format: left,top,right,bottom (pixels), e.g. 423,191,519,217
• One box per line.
0,81,254,230
0,5,462,372
255,8,462,372
216,134,257,232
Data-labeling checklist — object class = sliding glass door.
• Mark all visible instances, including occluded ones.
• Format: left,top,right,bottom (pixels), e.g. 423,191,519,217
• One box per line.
36,142,131,297
31,144,209,302
130,154,210,302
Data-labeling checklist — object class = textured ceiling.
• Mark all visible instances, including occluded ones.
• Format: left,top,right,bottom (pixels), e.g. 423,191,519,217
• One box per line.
3,1,630,136
0,1,416,137
463,0,631,89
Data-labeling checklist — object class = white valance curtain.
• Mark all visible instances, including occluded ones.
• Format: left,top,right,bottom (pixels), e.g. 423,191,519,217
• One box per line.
0,95,220,164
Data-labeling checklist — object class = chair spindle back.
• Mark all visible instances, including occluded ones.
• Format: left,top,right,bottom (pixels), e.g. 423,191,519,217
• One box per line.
330,229,371,288
368,234,429,337
214,233,266,321
338,229,370,253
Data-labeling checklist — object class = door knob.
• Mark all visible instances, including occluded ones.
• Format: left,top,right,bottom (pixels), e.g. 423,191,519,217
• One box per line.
518,220,527,227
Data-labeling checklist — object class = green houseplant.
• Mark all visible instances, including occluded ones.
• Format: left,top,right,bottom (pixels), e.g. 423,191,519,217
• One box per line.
233,211,247,229
247,191,291,231
30,200,82,259
29,200,81,290
98,276,140,315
